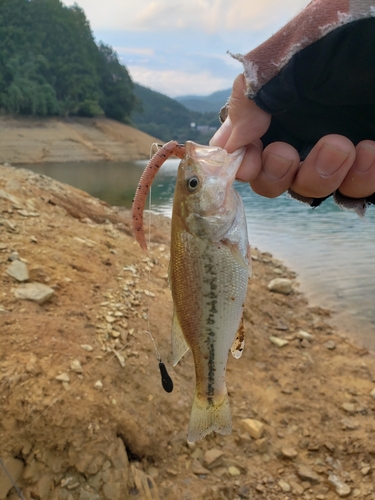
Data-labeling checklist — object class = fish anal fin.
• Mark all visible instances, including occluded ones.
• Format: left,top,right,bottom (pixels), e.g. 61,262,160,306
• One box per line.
187,392,232,443
172,309,189,366
231,315,245,359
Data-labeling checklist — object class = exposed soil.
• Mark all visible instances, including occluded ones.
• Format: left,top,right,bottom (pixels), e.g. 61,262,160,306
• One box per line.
0,116,160,165
1,164,375,500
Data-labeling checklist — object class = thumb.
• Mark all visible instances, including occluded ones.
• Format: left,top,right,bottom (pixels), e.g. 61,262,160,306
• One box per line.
210,74,271,154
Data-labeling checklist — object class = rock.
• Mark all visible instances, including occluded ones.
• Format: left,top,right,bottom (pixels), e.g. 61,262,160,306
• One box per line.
228,466,241,476
341,418,359,430
296,464,321,484
94,380,103,390
70,359,83,373
281,446,298,459
18,209,39,217
6,260,29,281
204,449,224,469
255,437,269,454
361,465,371,476
289,480,304,495
267,278,292,295
113,350,125,368
192,459,210,475
240,419,265,439
300,338,311,348
324,340,336,350
14,282,54,304
255,484,265,493
269,336,289,348
191,448,203,461
79,488,101,500
0,457,24,500
328,474,351,497
297,330,314,340
341,402,356,414
103,482,122,500
56,373,70,382
25,353,42,374
81,345,93,352
370,387,375,399
278,479,291,492
8,251,19,261
275,321,288,331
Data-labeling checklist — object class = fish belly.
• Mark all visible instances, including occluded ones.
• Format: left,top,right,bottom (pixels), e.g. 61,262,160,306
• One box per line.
170,228,248,441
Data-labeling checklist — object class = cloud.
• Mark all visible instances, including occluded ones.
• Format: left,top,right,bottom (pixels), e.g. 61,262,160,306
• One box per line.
64,0,310,35
129,65,233,97
115,47,155,56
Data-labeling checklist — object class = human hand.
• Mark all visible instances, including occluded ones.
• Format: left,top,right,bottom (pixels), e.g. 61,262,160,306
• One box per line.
210,74,375,200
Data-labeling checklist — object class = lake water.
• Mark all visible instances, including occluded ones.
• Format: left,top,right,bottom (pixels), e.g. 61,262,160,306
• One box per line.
17,159,375,352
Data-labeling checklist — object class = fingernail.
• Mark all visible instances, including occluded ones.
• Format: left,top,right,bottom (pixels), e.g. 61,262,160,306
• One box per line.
209,117,232,147
354,144,375,174
316,143,350,177
263,153,293,181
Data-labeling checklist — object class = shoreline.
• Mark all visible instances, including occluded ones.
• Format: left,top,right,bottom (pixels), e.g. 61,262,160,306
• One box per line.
0,115,160,165
1,164,375,498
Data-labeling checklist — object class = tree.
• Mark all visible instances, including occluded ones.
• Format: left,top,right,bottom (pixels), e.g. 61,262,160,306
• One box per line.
97,43,138,122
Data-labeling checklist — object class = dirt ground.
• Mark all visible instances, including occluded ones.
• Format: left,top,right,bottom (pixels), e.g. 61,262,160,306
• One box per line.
0,116,160,165
1,164,375,500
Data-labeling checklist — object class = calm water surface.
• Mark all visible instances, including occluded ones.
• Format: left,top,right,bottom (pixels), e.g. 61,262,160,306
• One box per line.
19,159,375,351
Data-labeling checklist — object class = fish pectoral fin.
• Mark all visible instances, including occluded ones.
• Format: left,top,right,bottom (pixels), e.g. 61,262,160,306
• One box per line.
188,391,232,443
231,315,245,359
172,309,189,366
223,240,249,273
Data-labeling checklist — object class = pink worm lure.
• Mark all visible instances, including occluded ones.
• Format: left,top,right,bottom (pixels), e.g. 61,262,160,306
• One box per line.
132,140,185,250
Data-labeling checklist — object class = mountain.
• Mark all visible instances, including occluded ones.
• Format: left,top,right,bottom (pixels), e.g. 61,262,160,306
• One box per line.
175,88,231,113
132,83,220,144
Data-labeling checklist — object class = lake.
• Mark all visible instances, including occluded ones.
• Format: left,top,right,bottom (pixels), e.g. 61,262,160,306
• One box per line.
17,159,375,352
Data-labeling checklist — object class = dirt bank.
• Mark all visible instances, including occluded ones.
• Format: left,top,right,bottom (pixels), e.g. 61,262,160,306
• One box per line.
0,116,160,165
1,164,375,500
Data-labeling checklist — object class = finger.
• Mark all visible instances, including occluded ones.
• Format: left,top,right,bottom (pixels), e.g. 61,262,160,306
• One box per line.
338,140,375,198
236,141,263,182
210,74,271,153
249,142,300,198
290,135,356,198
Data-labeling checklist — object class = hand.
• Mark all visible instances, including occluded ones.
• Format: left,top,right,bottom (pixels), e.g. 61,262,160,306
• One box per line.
210,74,375,200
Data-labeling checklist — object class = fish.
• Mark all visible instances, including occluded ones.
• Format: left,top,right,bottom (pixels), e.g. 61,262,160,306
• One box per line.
132,140,251,442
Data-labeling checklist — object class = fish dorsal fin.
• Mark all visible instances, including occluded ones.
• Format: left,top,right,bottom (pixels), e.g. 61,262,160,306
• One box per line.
172,309,190,366
231,315,245,359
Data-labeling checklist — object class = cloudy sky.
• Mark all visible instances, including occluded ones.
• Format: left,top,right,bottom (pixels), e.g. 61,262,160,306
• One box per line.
63,0,310,98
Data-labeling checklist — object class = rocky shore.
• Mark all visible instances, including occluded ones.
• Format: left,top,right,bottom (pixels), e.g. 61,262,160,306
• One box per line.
1,164,375,500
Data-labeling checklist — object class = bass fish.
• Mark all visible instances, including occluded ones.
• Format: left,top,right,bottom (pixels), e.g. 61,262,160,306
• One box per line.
132,141,251,442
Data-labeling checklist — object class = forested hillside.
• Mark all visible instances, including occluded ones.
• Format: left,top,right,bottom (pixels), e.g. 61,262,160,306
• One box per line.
0,0,137,122
0,0,221,145
176,88,230,113
132,83,220,144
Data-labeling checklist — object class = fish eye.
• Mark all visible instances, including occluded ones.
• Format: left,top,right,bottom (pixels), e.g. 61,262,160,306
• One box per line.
187,176,199,191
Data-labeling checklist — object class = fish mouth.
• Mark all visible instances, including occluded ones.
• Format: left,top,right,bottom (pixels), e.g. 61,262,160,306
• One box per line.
185,141,245,180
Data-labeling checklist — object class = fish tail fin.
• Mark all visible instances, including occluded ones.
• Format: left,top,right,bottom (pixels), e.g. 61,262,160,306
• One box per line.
187,392,232,443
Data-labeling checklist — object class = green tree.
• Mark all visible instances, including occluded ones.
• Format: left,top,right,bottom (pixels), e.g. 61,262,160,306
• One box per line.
0,0,138,119
97,43,138,122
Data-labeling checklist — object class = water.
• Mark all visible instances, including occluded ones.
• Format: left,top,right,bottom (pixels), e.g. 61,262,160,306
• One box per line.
17,159,375,351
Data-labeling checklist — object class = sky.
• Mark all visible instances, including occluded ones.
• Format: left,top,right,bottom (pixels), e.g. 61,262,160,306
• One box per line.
63,0,310,98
